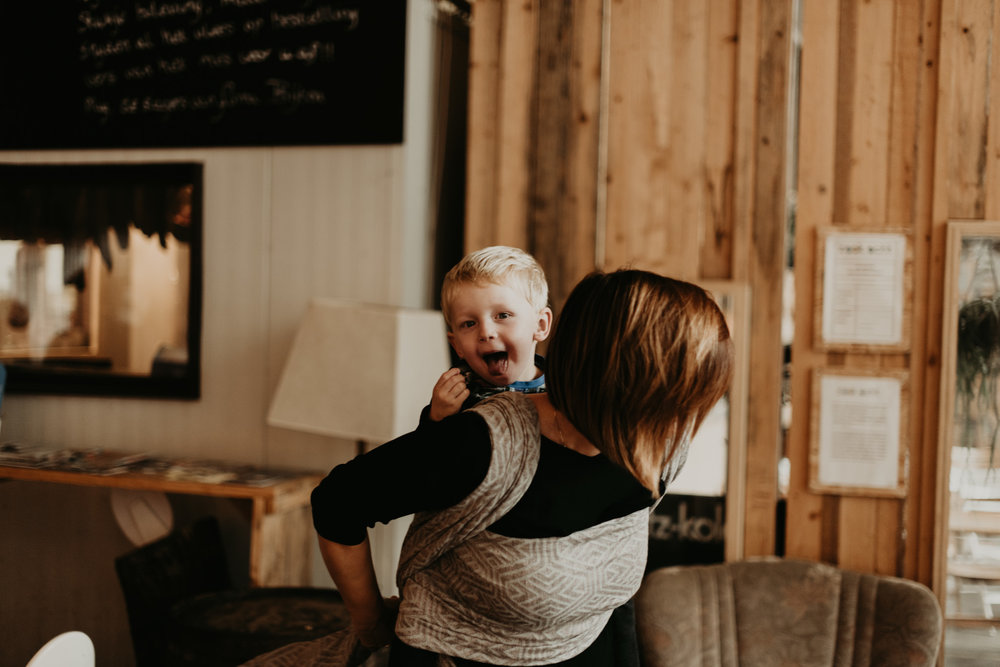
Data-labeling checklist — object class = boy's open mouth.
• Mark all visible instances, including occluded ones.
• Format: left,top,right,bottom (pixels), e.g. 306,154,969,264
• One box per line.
483,351,509,376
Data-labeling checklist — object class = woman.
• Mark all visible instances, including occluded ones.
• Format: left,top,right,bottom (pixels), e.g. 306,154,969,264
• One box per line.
255,269,732,667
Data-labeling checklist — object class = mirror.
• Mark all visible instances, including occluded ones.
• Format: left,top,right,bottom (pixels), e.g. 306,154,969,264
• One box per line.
0,162,202,399
937,220,1000,662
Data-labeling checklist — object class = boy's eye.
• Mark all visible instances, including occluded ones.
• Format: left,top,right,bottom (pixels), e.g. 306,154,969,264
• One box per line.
496,312,512,320
459,320,475,329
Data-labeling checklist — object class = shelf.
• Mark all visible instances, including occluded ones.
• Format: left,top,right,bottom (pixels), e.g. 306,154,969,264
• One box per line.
950,508,1000,534
945,616,1000,628
0,450,322,586
949,562,1000,580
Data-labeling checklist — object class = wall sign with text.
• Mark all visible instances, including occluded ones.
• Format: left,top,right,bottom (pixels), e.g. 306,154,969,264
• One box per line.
813,227,913,352
0,0,406,149
809,367,909,498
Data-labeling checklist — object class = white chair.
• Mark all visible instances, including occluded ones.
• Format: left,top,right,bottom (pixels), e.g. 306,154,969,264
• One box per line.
26,631,94,667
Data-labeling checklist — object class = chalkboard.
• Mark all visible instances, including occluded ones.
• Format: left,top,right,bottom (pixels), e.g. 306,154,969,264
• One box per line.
0,1,406,149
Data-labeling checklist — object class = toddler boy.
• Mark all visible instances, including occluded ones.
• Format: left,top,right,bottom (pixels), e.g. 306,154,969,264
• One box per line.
418,246,639,664
423,245,552,423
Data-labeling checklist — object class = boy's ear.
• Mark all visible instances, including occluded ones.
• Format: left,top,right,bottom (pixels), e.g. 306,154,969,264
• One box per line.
446,331,465,358
533,307,554,342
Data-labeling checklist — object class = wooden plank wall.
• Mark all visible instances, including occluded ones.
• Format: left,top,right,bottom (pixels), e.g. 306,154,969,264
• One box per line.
465,0,792,559
928,0,1000,599
466,0,1000,589
788,0,1000,591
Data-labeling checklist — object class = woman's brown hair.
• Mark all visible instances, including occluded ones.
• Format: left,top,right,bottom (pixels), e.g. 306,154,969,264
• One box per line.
546,270,734,495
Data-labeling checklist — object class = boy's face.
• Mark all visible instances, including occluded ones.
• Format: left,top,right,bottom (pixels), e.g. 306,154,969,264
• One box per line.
447,281,552,386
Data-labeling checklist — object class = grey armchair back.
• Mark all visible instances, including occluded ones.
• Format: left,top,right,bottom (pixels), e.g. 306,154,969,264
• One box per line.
635,557,942,667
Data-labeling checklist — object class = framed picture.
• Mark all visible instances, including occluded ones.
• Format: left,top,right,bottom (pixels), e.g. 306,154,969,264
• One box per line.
808,367,909,497
813,227,913,352
663,280,750,561
0,162,203,399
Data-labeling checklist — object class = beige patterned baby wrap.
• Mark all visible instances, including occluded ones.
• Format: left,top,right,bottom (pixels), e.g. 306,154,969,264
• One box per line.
242,392,649,667
394,392,649,665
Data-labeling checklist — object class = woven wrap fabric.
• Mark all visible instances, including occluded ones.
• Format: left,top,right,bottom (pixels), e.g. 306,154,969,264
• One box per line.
395,392,649,665
242,392,651,666
395,392,542,585
239,626,371,667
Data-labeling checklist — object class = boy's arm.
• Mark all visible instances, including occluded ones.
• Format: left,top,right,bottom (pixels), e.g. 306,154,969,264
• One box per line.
426,367,470,422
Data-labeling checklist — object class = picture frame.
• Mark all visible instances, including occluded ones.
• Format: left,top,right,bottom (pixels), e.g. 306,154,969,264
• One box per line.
813,226,913,352
0,162,203,399
932,220,1000,613
665,280,750,561
808,367,909,498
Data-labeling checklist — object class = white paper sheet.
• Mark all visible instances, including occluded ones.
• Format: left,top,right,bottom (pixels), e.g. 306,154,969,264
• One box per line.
822,232,906,345
817,374,902,490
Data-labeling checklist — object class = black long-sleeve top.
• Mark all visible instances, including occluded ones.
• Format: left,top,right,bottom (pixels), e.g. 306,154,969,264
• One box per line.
311,410,654,667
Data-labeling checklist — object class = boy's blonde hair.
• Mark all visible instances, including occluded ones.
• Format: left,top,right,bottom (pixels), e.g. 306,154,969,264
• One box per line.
547,270,733,496
440,246,549,330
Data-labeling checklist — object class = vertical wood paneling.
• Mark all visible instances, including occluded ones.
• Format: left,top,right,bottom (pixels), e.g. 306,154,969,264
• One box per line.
666,1,709,276
492,0,538,251
886,1,921,228
888,0,939,581
878,500,906,574
731,0,760,288
463,0,995,608
467,0,785,564
741,0,791,558
911,0,942,586
731,0,769,556
465,0,606,306
530,0,603,309
701,2,739,279
835,0,900,574
946,0,992,219
847,0,895,225
605,1,686,275
791,0,944,584
463,0,539,253
831,0,857,226
838,496,878,571
786,0,840,563
929,0,960,597
984,0,1000,219
465,0,503,248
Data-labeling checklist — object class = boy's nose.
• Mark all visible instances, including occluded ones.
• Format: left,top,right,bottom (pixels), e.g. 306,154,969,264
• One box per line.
479,324,497,340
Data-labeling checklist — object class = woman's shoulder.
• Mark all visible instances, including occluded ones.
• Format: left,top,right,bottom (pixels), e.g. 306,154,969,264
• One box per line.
467,392,540,448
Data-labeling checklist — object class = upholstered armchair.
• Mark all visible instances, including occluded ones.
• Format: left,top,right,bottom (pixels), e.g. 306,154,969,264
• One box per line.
635,557,942,667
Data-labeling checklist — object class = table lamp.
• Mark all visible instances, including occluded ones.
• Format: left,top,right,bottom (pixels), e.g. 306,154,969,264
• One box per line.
268,297,451,595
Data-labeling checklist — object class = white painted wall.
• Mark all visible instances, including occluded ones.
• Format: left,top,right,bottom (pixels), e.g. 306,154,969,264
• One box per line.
0,1,447,663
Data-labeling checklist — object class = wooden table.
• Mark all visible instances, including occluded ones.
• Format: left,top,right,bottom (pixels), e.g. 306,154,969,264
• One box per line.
0,449,323,586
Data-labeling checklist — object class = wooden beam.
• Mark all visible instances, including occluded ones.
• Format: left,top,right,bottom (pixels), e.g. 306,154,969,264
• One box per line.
742,0,791,558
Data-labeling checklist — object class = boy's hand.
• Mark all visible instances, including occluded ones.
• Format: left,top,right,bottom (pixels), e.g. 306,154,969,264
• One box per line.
429,367,470,421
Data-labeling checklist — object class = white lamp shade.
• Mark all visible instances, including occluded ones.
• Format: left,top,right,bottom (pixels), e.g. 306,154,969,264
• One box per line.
268,298,450,443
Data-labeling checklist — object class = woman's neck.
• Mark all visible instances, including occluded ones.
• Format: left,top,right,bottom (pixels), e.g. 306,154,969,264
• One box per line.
529,394,600,457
